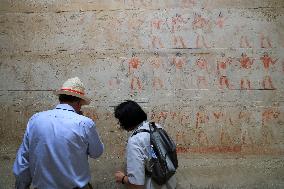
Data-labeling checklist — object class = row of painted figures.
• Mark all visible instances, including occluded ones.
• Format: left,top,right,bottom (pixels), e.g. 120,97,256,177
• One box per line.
107,52,282,91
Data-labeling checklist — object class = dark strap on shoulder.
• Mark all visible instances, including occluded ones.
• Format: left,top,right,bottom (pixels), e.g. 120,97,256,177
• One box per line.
132,129,150,136
132,122,157,136
150,122,157,129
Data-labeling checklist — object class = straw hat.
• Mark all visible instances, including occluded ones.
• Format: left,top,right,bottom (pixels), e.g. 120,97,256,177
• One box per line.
54,77,91,105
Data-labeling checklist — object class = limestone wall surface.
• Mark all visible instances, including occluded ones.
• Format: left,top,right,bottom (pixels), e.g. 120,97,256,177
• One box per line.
0,0,284,188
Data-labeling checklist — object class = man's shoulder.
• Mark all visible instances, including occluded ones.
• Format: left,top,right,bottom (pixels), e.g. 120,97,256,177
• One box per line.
31,108,57,118
77,114,95,127
29,110,49,121
30,109,94,124
78,114,94,123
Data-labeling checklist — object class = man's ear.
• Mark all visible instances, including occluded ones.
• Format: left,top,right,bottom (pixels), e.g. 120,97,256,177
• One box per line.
75,101,83,114
78,100,82,106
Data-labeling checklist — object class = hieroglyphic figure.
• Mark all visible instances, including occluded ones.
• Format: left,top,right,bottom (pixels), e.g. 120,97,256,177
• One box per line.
216,12,227,29
262,76,275,89
108,75,121,89
260,52,278,89
149,52,165,90
172,53,186,69
239,53,254,69
217,53,233,89
128,54,142,93
260,53,278,71
238,107,254,145
192,13,210,48
239,53,254,89
170,53,188,89
195,107,209,146
171,14,188,48
212,110,233,145
261,107,280,144
260,32,272,48
240,35,252,48
151,18,165,48
195,57,209,88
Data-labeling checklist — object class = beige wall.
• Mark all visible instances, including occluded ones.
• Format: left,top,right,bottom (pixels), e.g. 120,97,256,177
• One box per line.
0,0,284,188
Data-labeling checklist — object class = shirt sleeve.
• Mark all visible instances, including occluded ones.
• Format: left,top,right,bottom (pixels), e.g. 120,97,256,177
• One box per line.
82,120,104,159
126,138,146,186
13,122,32,188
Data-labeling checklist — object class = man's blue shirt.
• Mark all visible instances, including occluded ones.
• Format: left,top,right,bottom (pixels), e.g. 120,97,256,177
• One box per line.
13,104,104,189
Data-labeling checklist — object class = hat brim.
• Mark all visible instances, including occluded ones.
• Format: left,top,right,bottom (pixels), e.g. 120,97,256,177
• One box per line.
53,90,91,105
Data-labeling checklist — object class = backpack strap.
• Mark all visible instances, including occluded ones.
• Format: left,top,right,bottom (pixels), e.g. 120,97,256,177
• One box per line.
132,122,156,136
132,129,150,136
150,122,157,130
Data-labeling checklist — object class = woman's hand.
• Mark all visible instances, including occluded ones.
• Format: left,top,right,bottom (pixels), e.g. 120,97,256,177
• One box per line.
115,171,125,183
115,170,144,189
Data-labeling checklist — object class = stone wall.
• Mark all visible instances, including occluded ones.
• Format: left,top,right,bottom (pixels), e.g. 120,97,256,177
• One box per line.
0,0,284,188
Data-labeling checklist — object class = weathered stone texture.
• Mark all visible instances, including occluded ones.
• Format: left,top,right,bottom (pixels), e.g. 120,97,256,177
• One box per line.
0,0,284,188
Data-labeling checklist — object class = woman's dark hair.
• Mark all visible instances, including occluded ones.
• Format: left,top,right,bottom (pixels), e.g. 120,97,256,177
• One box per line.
114,100,147,130
59,94,81,103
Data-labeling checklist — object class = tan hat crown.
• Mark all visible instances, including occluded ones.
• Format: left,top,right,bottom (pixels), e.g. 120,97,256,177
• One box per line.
54,77,91,105
61,77,86,95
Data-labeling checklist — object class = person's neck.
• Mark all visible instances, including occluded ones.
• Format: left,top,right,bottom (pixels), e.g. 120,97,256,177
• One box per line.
131,121,145,131
60,102,79,113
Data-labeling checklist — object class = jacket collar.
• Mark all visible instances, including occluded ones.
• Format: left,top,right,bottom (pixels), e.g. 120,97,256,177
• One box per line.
130,121,149,135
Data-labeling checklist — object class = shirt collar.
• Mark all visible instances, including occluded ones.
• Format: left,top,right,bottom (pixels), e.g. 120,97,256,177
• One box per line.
55,104,76,112
130,121,149,135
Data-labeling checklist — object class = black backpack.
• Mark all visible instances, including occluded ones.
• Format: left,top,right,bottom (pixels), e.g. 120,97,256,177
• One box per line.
133,122,178,185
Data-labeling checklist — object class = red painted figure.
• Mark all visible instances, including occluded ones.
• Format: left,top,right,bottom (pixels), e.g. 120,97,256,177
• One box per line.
216,12,226,29
260,32,272,48
128,55,142,92
213,111,224,120
151,18,165,48
196,57,209,88
239,53,254,69
217,54,233,89
240,78,251,90
171,14,188,48
172,54,186,69
152,19,163,30
192,14,210,48
150,53,165,89
196,34,209,48
262,75,275,89
261,108,280,144
260,53,277,89
240,35,252,48
217,56,232,75
171,14,187,32
196,57,208,72
219,76,231,89
260,53,278,71
173,36,187,48
195,111,209,129
192,14,209,30
152,36,164,48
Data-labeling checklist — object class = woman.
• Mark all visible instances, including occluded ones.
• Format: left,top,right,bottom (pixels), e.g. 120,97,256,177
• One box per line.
114,100,176,189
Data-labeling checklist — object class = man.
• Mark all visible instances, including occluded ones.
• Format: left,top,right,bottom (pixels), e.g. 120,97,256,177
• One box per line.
114,100,176,189
13,77,104,189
